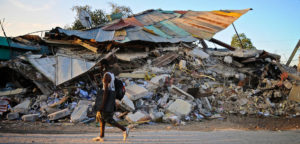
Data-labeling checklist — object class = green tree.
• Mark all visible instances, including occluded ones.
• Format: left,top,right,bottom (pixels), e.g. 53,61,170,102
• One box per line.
108,2,132,20
70,5,108,30
69,4,132,30
231,33,256,49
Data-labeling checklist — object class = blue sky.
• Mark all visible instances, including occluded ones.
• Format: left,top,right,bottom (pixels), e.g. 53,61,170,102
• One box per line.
0,0,299,65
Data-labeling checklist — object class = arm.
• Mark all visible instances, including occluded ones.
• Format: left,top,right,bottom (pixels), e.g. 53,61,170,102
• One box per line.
100,73,111,111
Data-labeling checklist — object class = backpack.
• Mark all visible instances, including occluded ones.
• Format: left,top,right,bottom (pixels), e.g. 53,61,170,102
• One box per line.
114,78,126,100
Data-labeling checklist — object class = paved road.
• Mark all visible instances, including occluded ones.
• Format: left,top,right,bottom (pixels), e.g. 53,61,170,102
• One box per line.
1,130,300,144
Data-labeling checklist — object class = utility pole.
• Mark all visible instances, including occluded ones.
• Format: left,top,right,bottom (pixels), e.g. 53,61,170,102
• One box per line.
286,40,300,66
232,23,244,49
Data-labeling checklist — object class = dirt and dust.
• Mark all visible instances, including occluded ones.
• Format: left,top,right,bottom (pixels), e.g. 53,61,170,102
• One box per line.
1,115,299,134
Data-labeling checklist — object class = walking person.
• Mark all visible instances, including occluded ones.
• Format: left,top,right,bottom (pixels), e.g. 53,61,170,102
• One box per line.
93,59,129,142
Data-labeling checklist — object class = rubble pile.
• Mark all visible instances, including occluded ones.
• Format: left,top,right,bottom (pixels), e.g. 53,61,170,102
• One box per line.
1,45,299,126
0,8,299,126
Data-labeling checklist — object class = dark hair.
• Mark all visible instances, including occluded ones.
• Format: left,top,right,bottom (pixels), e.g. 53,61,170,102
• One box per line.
100,59,109,67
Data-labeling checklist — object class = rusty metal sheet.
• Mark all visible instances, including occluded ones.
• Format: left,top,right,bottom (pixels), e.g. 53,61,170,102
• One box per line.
102,17,144,31
155,20,191,38
170,9,251,39
135,10,177,26
152,53,179,67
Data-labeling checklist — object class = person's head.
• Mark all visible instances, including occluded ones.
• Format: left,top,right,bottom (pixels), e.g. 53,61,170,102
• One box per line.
99,59,109,72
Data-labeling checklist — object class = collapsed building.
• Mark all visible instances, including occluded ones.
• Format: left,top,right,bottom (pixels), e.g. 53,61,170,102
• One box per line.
0,8,300,125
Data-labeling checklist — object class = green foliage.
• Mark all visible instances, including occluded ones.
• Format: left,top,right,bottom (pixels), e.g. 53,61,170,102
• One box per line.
68,4,132,30
231,33,256,49
70,5,108,30
109,2,132,18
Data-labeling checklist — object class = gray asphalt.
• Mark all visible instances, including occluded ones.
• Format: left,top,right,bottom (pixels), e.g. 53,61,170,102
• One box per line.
0,130,300,144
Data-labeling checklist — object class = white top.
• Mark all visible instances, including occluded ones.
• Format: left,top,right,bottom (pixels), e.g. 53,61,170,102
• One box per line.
103,72,115,91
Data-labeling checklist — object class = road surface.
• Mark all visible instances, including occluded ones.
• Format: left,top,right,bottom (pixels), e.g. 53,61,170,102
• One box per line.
1,129,300,144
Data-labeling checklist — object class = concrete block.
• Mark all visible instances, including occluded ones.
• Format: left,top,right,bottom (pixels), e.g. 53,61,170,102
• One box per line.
7,112,19,120
167,99,192,116
238,98,248,106
162,113,181,125
121,95,135,112
283,80,292,89
78,100,92,106
189,49,209,59
224,56,233,64
125,111,150,123
150,111,164,122
125,84,148,101
289,84,300,102
13,99,31,114
70,105,89,123
150,74,170,85
171,85,194,100
48,108,71,121
22,114,39,122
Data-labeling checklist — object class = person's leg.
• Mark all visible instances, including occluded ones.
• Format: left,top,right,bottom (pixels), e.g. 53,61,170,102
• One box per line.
93,111,105,142
104,112,126,131
100,120,106,138
103,112,129,141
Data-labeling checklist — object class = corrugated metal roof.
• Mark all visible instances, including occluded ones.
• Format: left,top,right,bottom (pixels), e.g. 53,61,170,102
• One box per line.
54,8,250,43
0,36,49,52
95,29,115,42
170,9,250,39
102,17,144,31
144,25,172,38
135,10,177,26
58,28,100,40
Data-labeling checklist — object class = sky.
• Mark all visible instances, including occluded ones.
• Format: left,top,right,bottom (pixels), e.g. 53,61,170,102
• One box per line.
0,0,299,65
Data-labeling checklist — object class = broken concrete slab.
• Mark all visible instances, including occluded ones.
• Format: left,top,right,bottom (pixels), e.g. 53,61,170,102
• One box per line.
150,111,164,122
0,88,27,96
22,114,39,122
7,112,19,120
70,105,89,123
167,99,192,116
171,85,194,100
118,73,145,79
48,108,71,121
125,84,148,101
189,48,209,59
125,111,150,123
283,80,293,89
152,53,179,67
158,93,170,107
150,74,170,86
162,113,181,125
224,56,233,64
289,84,300,102
116,52,148,61
238,98,249,106
13,99,31,114
78,100,92,106
120,95,135,112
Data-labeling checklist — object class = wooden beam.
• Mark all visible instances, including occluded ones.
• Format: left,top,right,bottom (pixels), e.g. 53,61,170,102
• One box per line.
209,38,236,51
73,39,98,53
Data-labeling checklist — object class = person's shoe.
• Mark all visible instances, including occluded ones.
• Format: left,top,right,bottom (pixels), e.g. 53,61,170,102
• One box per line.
92,137,104,142
123,127,130,141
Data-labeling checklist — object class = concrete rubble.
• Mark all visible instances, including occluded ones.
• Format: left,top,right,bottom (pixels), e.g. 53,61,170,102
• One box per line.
1,37,300,127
